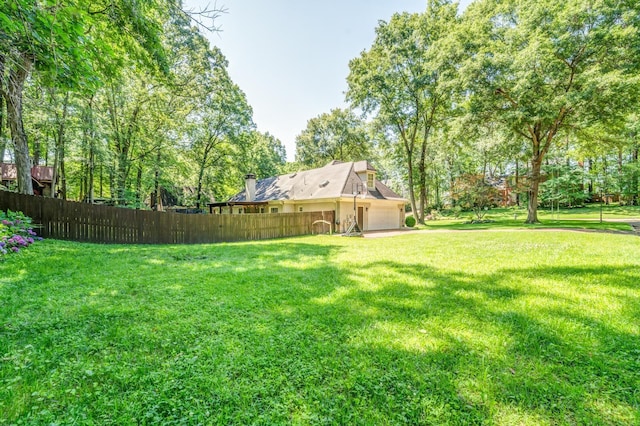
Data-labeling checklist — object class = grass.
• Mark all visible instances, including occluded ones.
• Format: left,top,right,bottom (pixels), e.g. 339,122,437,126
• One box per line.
1,230,639,425
533,203,640,219
421,204,640,232
423,219,634,232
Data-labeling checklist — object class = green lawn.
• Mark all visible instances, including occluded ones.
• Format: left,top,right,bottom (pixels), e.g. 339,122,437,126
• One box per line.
423,219,634,232
534,203,640,220
1,231,639,425
423,204,640,232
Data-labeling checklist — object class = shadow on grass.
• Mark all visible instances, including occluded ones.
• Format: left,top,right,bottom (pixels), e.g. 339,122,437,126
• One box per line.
1,241,639,424
298,261,640,424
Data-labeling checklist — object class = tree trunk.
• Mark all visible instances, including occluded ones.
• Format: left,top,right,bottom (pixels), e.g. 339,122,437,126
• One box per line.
99,164,104,198
135,163,143,209
418,168,426,223
395,120,418,224
406,158,418,222
3,54,34,195
526,157,542,223
587,158,594,197
416,106,437,224
0,95,5,163
59,149,67,200
50,92,69,198
196,160,206,210
603,156,609,205
515,159,520,206
116,152,129,205
632,145,639,206
88,133,95,203
435,174,441,207
84,95,95,203
108,87,139,205
109,159,116,202
418,140,427,223
617,148,623,204
153,147,161,211
79,162,87,201
446,156,456,207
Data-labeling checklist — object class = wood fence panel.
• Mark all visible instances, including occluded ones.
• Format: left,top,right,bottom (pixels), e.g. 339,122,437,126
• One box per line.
0,191,334,244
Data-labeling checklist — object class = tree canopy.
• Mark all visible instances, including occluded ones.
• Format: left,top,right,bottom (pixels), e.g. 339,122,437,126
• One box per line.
2,0,639,216
458,0,640,221
295,108,370,168
0,0,286,207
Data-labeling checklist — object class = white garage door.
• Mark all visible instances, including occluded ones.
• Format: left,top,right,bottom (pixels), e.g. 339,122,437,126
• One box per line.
368,204,401,230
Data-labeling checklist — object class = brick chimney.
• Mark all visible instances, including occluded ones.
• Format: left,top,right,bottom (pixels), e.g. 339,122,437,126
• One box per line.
245,173,256,202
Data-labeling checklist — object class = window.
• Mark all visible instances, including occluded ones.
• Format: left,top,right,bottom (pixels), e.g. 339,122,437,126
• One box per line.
270,207,279,213
299,207,303,212
367,173,374,189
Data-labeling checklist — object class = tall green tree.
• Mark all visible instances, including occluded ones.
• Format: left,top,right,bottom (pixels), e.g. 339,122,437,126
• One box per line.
460,0,640,222
239,131,286,178
0,0,173,194
186,51,253,208
295,108,370,168
347,0,460,223
0,95,6,163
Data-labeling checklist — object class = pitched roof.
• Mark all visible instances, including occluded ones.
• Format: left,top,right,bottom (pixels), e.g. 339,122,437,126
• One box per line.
229,161,406,203
1,164,53,182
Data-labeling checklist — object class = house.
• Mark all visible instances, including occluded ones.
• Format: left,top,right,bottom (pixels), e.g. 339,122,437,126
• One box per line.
0,163,54,196
451,174,523,208
486,175,518,207
208,160,408,232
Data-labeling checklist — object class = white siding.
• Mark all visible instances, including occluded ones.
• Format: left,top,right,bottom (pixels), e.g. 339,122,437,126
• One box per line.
282,204,295,213
338,200,356,233
294,202,335,213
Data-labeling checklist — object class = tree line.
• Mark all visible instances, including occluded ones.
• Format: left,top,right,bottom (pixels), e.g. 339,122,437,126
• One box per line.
0,0,285,209
295,0,640,223
2,0,639,223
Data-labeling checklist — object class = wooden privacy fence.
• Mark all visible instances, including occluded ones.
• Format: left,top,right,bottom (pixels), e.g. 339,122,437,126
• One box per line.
0,191,335,244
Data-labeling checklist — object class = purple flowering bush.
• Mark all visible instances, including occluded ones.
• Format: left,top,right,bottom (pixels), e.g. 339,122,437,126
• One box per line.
0,210,43,258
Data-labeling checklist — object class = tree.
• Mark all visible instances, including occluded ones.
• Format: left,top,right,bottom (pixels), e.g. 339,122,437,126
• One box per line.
622,115,640,205
460,0,640,222
347,0,460,223
185,51,253,208
0,95,6,163
0,0,177,194
295,108,370,168
453,174,501,221
539,162,589,208
239,131,286,178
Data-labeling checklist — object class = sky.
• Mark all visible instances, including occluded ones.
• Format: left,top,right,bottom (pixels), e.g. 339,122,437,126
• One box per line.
182,0,472,161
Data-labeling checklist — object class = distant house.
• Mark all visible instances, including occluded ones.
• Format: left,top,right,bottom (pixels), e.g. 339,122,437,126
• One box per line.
485,175,518,207
0,163,54,196
208,160,407,232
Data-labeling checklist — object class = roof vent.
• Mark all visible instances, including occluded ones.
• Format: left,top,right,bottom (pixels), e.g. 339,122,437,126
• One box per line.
319,180,329,188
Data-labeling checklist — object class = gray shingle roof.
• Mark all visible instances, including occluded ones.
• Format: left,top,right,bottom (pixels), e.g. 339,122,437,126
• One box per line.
229,161,405,202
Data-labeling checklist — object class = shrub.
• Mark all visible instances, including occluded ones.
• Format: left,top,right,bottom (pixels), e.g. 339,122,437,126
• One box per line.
453,175,501,220
405,215,416,227
0,210,42,258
